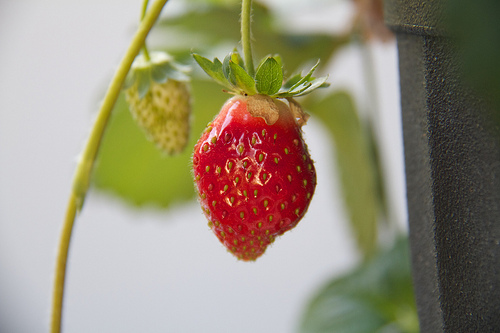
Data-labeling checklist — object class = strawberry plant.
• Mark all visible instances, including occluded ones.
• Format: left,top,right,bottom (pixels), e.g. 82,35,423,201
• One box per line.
48,0,418,332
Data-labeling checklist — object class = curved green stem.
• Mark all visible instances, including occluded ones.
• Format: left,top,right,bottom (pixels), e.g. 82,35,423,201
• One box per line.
241,0,255,77
141,0,152,61
50,1,169,332
141,0,150,19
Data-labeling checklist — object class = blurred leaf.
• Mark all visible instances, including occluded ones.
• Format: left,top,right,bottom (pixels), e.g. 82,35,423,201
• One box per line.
365,123,389,222
299,237,419,333
446,0,500,118
92,80,228,208
304,91,379,257
157,2,350,75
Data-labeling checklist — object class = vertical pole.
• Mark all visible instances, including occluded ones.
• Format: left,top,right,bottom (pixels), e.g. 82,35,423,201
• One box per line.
385,0,500,331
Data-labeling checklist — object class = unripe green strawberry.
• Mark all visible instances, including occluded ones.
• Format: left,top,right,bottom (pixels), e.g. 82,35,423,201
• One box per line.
125,79,190,154
124,52,191,155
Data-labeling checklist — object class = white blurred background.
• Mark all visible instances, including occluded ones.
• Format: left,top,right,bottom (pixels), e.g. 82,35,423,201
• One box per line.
0,1,405,332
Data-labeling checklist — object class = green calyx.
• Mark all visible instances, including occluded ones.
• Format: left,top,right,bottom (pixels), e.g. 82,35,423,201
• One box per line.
124,51,191,98
193,51,329,98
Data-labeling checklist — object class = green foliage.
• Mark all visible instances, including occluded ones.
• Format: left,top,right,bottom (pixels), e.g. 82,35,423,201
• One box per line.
299,237,419,333
191,55,232,90
90,1,416,330
194,51,328,97
446,0,500,118
157,2,349,74
304,92,381,258
92,80,227,208
255,56,283,95
124,52,190,98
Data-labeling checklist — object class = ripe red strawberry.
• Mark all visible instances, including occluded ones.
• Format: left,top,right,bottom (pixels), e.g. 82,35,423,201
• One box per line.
192,94,316,261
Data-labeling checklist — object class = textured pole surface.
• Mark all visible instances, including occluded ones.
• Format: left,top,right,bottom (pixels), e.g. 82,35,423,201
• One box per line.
385,1,500,332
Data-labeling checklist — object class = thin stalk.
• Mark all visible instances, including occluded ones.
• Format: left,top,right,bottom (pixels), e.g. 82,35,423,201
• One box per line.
50,1,169,332
141,0,152,61
241,0,255,76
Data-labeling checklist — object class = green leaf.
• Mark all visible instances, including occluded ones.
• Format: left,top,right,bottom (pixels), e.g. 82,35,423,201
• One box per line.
135,68,152,99
299,237,419,333
446,0,500,121
228,60,257,94
304,91,379,257
230,50,244,68
151,61,190,83
288,60,320,91
289,76,329,97
282,72,303,91
192,54,233,90
255,56,283,95
221,54,233,83
92,80,228,208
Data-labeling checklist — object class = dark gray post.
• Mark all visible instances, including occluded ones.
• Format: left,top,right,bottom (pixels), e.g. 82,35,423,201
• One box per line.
385,1,500,332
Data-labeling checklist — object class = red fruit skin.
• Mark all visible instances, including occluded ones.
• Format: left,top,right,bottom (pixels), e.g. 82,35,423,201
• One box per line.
192,95,316,261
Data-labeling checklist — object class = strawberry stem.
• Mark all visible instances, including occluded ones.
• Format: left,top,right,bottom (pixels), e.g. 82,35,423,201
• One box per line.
241,0,255,77
50,1,169,332
141,0,152,61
